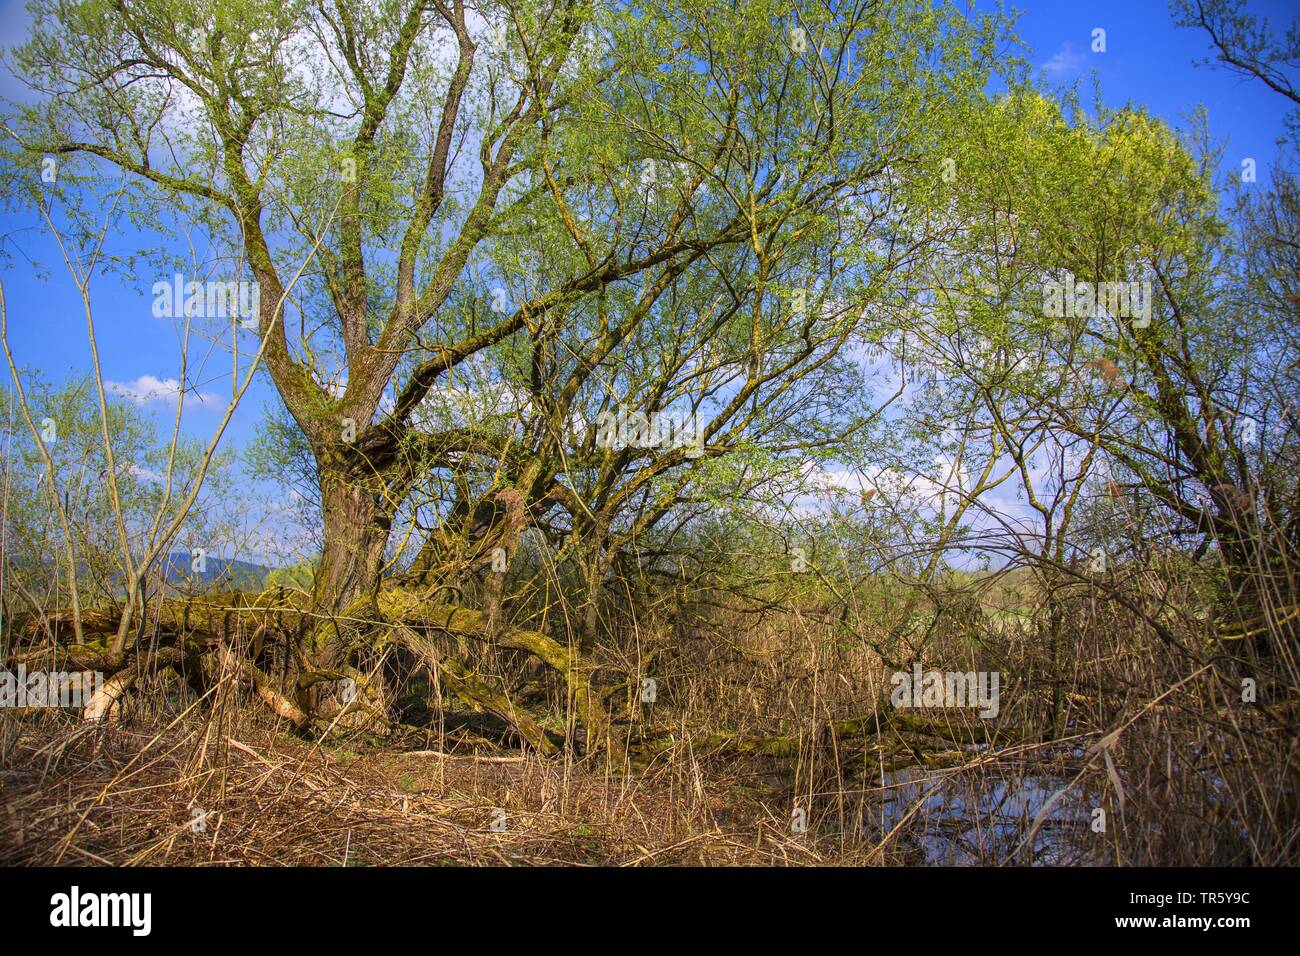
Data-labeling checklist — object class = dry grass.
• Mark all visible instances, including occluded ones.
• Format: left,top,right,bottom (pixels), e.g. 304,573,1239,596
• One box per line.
3,536,1296,867
0,708,893,866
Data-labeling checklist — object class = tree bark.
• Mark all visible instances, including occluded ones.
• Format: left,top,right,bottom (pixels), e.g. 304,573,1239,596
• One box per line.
313,468,391,617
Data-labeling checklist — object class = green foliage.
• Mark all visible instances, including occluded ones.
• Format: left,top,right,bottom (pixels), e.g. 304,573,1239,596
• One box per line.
266,559,315,592
1,374,233,603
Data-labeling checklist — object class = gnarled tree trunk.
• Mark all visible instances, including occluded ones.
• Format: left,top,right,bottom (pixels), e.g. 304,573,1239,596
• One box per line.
313,470,391,618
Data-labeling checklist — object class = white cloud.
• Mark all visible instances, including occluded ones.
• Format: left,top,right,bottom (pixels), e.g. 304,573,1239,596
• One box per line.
127,463,165,482
1042,43,1085,79
107,374,220,409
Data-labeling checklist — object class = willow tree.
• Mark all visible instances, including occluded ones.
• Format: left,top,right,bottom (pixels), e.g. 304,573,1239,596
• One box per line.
3,0,1013,734
898,75,1300,665
7,0,620,619
357,0,1012,745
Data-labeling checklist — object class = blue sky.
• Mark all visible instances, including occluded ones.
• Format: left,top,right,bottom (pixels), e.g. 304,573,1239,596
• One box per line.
0,0,1296,502
1004,0,1296,175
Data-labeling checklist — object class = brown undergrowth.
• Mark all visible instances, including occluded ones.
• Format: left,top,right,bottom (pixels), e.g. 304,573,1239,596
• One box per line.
0,709,892,866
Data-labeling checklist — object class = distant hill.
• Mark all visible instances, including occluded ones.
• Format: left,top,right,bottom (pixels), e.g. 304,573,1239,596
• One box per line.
159,552,272,591
7,552,295,593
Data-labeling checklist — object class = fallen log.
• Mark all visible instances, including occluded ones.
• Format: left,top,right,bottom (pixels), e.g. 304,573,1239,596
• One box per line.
391,625,560,755
375,591,615,755
15,585,621,754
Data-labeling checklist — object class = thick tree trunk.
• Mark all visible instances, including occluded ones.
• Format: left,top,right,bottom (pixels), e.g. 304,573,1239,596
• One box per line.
313,471,391,617
300,467,393,724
